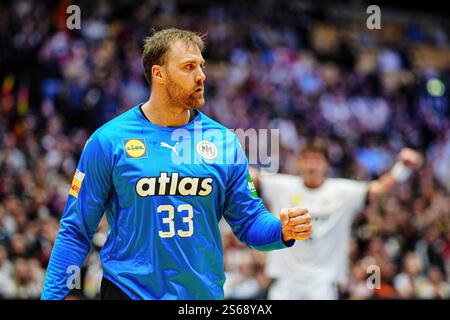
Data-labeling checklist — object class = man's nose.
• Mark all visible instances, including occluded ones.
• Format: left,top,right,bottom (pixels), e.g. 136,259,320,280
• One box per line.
195,67,206,83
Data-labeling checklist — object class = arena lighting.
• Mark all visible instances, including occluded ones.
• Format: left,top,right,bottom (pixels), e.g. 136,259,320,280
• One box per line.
427,78,446,97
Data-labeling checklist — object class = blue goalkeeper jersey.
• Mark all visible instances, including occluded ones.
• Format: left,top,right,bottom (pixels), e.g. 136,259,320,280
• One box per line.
41,104,293,300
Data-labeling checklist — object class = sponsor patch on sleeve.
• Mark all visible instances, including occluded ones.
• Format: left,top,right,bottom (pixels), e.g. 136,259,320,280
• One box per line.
69,169,85,198
247,174,259,198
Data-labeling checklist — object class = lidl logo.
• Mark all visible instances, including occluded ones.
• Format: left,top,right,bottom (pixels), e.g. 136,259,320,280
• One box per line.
124,138,147,158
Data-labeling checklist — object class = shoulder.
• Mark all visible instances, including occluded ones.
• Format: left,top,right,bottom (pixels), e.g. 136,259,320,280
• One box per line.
198,112,243,165
325,178,368,194
260,173,301,187
326,177,362,187
94,107,138,140
83,106,139,155
86,106,140,148
198,112,237,140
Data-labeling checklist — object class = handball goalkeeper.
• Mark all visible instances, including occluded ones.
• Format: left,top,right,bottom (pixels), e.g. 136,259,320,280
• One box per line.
41,28,312,300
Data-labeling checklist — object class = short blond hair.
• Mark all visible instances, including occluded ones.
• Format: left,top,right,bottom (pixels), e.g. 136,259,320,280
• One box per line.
142,28,205,85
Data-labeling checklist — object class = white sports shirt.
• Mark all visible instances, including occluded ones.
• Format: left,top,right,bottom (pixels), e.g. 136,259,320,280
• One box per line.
259,174,368,284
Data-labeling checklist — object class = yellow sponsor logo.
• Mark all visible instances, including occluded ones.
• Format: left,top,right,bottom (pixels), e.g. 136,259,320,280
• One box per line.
69,169,85,198
124,139,147,158
291,194,302,206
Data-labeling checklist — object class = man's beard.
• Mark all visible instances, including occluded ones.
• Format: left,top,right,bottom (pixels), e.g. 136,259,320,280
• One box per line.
165,76,205,110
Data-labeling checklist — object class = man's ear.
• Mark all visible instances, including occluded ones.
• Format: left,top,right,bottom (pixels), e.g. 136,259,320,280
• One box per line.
151,65,164,84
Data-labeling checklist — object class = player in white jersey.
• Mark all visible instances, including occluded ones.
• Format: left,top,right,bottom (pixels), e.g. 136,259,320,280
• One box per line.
251,138,423,300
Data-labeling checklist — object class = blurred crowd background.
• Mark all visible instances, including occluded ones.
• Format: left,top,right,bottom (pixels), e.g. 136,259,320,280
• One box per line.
1,0,450,299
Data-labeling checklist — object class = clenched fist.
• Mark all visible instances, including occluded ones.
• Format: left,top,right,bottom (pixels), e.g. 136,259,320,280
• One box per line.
280,208,312,242
398,148,423,169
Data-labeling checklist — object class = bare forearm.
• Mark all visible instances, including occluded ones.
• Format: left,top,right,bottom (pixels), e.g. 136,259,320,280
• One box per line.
368,172,397,200
367,148,422,200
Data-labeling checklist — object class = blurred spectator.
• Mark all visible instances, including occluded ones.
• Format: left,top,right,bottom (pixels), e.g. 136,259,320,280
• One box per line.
346,258,374,300
394,252,431,298
0,244,15,298
13,258,44,299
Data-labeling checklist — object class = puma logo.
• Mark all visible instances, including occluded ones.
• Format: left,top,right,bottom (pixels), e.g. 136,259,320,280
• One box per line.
160,141,180,156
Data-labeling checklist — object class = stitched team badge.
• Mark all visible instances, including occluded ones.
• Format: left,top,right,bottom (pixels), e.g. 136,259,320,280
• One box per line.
196,140,218,160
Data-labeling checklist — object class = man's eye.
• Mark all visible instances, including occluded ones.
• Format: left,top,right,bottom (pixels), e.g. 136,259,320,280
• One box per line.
185,64,194,70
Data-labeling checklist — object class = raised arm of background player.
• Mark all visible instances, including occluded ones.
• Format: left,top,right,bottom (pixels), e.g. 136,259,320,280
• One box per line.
251,148,423,204
364,148,423,201
222,135,312,249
